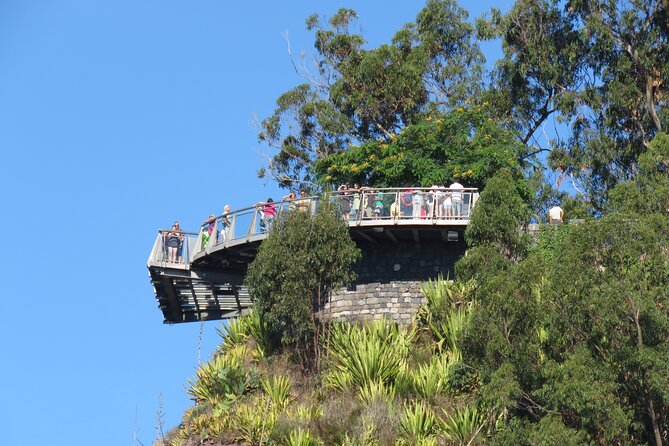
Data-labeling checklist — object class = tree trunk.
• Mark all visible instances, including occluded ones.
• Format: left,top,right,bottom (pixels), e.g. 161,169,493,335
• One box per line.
631,304,663,446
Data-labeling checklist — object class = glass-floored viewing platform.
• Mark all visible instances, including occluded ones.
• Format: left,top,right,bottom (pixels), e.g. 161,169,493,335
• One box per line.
147,187,479,323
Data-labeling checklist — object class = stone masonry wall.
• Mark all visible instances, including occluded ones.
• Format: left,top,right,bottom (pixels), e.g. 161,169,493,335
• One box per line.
319,237,465,325
320,281,425,325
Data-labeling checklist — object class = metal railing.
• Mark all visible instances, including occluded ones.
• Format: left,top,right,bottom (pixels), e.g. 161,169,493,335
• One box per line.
146,187,479,265
148,230,199,266
327,187,478,223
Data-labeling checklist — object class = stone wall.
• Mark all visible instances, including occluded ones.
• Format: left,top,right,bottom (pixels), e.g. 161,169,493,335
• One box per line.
320,236,466,325
353,239,466,285
321,281,425,324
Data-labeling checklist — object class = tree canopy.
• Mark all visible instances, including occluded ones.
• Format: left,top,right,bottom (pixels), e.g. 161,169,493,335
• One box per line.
245,202,361,369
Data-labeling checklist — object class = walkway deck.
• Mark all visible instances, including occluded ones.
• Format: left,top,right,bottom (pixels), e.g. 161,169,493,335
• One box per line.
147,187,478,323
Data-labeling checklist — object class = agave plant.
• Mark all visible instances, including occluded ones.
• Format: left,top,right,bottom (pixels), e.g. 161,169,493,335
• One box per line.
420,275,477,315
216,317,248,354
261,375,293,410
325,318,411,394
243,309,274,359
438,405,486,446
357,379,396,403
398,401,436,442
235,397,278,445
412,354,454,399
285,428,324,446
187,353,254,405
289,403,323,423
429,305,471,354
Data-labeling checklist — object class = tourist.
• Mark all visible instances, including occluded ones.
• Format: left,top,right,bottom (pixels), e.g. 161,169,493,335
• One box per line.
548,203,564,224
166,221,183,263
351,183,361,219
202,214,217,248
257,198,277,230
296,189,311,213
282,191,297,211
400,184,413,218
220,205,231,243
338,184,352,220
412,185,424,218
373,190,385,218
449,179,464,217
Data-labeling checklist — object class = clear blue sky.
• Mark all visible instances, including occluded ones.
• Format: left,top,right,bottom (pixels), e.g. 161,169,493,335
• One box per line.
0,1,510,444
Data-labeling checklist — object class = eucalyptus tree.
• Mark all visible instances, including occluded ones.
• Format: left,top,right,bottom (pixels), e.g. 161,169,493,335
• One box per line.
258,1,485,189
480,0,667,210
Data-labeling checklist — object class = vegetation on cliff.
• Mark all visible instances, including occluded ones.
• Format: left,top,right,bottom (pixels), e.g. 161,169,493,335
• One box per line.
159,0,669,444
161,132,669,445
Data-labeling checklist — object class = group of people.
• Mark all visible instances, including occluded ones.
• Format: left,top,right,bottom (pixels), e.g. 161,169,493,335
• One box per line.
335,181,470,221
164,182,472,263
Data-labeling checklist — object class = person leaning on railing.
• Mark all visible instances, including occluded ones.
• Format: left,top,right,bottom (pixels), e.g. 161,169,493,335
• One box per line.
296,189,311,213
256,198,277,230
338,184,352,220
166,221,184,263
449,179,464,217
351,183,361,219
282,192,297,211
202,214,217,247
219,205,231,242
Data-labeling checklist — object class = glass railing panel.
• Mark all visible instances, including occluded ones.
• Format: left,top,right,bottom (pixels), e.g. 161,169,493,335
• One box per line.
228,209,255,241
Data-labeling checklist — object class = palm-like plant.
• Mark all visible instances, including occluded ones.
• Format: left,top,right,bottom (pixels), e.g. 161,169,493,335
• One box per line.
187,354,253,405
235,397,278,445
438,405,486,446
430,305,471,354
243,309,273,359
357,379,396,403
261,375,293,410
216,317,248,353
398,401,436,442
285,428,324,446
412,353,458,399
324,318,412,394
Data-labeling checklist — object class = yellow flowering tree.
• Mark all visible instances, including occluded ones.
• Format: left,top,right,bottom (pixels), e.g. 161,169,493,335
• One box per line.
314,105,530,188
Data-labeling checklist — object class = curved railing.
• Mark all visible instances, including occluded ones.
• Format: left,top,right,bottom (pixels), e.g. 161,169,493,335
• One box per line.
148,187,479,267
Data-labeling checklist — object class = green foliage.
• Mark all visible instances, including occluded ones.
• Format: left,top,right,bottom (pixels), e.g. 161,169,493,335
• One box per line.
438,405,486,445
259,2,485,188
607,132,669,216
324,319,415,400
246,202,360,367
261,375,293,411
534,224,573,263
398,401,436,442
315,105,529,188
285,428,324,446
411,354,457,399
216,310,274,359
235,396,278,445
464,168,531,259
323,318,414,396
216,317,247,354
186,354,256,407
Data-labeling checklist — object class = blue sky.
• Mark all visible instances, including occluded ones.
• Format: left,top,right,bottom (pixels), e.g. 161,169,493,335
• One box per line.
0,1,510,444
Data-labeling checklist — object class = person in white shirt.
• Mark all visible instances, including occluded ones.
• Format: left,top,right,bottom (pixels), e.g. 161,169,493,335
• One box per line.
548,204,564,224
449,179,464,217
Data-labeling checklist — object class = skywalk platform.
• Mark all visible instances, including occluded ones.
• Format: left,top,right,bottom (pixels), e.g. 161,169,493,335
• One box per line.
147,187,478,323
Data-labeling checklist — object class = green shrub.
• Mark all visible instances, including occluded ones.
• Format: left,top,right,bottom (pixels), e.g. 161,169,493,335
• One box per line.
438,405,486,445
285,428,324,446
262,374,293,411
398,401,436,442
323,318,414,394
186,354,256,406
